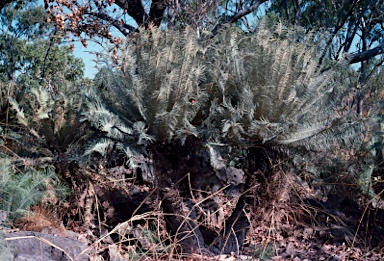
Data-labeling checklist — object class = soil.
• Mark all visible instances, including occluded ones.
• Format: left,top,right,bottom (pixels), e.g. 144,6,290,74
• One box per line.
2,145,384,260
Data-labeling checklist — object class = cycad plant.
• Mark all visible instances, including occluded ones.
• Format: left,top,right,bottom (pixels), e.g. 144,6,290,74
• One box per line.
83,26,209,171
83,23,362,254
207,25,361,150
7,79,89,160
84,23,361,172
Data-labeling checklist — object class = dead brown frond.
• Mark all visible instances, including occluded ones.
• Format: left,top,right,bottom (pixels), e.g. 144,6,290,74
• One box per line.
14,204,65,234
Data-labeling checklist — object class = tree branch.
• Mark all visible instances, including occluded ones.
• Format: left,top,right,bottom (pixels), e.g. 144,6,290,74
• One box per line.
346,42,384,64
211,0,268,35
149,0,167,27
41,29,57,81
343,0,378,53
114,0,149,27
85,10,137,36
318,0,359,65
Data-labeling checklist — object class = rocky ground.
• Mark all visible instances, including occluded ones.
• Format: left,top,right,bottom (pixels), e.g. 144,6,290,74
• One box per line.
1,158,383,261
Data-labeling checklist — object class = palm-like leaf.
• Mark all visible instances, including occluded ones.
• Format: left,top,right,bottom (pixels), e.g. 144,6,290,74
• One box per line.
205,23,361,151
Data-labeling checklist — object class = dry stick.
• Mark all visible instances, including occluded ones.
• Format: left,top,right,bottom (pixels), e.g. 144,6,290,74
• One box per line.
5,235,74,261
219,186,256,255
187,171,226,221
92,212,155,245
75,212,156,260
0,144,21,158
159,173,214,259
0,143,52,167
174,179,256,255
187,172,196,201
217,209,243,256
89,183,102,235
352,189,384,247
130,185,158,219
262,205,277,258
161,212,205,260
78,187,160,260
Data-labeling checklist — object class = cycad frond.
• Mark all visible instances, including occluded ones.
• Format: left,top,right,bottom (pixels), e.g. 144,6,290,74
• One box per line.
206,23,361,151
84,26,209,167
0,159,69,222
8,81,88,157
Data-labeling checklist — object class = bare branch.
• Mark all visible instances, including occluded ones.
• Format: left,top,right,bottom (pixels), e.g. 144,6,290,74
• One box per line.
346,42,384,64
86,10,137,36
211,0,268,35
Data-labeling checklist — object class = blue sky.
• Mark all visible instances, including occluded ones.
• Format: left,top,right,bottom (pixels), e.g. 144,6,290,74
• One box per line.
72,40,100,79
30,0,101,79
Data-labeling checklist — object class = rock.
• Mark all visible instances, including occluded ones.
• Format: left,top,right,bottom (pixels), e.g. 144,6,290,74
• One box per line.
3,231,92,261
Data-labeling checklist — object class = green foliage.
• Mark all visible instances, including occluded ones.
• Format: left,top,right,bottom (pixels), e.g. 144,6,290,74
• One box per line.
7,81,88,157
270,0,353,29
0,158,69,222
0,35,84,85
16,42,84,84
0,2,51,39
83,23,361,171
269,0,384,65
0,3,84,82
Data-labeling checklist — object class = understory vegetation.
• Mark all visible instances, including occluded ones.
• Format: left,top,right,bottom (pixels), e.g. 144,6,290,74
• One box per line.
1,14,384,261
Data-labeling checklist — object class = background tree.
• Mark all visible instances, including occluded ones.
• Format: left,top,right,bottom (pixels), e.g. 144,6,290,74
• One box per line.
45,0,269,46
45,0,384,64
0,0,87,160
269,0,384,63
269,0,384,116
0,1,84,83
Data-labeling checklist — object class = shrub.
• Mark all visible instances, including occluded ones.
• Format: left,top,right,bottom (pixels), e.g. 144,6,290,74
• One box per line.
83,23,362,172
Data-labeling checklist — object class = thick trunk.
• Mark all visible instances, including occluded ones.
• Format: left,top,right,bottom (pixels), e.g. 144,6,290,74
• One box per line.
149,0,167,27
114,0,167,29
209,194,250,255
161,188,208,255
114,0,149,27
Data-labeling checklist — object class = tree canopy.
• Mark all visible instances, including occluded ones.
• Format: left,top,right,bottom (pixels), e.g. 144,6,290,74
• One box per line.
270,0,384,65
0,1,84,83
40,0,384,66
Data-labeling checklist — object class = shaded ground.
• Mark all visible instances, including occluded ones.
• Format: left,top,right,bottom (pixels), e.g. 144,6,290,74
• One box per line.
2,154,384,261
